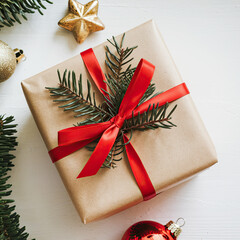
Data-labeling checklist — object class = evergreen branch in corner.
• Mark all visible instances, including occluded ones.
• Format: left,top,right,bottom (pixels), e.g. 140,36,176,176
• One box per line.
0,0,52,28
0,115,34,240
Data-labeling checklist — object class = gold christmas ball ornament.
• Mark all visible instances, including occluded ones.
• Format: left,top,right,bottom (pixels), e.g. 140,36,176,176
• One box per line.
58,0,105,44
0,41,25,83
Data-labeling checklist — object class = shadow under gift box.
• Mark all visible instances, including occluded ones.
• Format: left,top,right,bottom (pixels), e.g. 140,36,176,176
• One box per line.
21,20,217,224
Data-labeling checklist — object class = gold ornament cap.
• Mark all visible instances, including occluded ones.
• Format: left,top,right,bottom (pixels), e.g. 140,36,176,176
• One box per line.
14,48,25,63
165,218,185,238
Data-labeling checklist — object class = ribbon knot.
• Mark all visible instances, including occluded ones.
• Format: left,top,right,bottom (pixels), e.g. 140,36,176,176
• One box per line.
110,115,125,128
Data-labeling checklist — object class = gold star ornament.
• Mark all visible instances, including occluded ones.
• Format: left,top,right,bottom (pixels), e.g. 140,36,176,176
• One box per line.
58,0,105,44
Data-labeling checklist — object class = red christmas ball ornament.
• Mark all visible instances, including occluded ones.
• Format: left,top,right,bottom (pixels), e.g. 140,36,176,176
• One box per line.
122,218,185,240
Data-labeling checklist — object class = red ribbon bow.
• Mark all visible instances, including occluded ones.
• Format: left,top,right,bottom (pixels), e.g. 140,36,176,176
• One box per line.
49,48,190,200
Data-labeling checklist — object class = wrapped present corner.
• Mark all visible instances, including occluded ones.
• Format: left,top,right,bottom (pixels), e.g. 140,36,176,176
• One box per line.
21,20,217,224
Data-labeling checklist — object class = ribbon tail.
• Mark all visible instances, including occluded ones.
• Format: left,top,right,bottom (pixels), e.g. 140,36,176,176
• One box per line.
123,134,156,201
77,125,120,178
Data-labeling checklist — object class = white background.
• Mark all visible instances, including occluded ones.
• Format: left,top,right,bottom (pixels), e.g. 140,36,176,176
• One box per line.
1,0,240,239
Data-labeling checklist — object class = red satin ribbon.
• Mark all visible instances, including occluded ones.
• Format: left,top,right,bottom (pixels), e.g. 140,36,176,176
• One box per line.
49,48,190,200
80,49,108,96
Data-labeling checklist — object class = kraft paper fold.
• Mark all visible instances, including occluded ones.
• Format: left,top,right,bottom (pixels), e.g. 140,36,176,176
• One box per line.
21,20,217,224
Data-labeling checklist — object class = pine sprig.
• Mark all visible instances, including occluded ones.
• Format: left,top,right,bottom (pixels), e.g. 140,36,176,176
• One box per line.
0,115,33,240
46,34,178,168
0,0,52,28
123,103,177,132
105,33,137,83
105,34,160,113
46,70,112,126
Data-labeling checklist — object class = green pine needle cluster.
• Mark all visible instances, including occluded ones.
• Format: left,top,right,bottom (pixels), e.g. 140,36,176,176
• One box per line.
46,34,177,168
0,0,52,28
46,71,112,126
0,115,33,240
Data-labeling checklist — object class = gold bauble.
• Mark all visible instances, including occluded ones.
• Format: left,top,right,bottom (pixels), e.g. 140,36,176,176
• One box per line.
58,0,105,44
0,41,16,82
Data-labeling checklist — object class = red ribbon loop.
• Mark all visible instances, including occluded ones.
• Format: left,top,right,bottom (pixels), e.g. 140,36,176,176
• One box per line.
80,49,108,96
118,59,155,117
48,48,190,201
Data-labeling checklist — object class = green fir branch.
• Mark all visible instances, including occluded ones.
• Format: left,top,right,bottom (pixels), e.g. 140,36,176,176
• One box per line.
0,0,52,28
122,103,177,132
105,34,160,113
0,115,34,240
46,70,112,126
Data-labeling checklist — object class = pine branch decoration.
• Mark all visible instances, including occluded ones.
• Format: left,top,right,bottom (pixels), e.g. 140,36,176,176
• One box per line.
0,0,52,28
46,70,112,126
123,103,177,132
46,34,177,168
0,115,33,240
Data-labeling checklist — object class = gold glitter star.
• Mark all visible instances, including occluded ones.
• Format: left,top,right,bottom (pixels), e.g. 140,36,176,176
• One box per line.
58,0,105,44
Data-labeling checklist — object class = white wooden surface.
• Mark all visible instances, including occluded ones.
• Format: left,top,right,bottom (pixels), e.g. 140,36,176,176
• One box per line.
1,0,240,239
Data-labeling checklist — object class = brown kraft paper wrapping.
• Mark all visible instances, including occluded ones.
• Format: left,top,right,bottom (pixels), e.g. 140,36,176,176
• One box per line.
21,20,217,224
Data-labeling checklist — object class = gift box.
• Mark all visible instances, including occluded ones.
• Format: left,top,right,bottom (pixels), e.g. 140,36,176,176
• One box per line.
21,20,217,224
